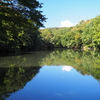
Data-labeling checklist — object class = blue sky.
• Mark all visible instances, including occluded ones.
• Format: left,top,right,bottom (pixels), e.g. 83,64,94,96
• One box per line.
38,0,100,28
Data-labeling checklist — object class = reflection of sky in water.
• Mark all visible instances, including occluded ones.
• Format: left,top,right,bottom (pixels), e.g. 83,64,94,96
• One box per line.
44,65,73,72
7,66,100,100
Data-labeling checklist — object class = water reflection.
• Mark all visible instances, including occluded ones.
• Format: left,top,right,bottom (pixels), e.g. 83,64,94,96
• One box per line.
0,49,100,99
40,50,100,81
0,51,52,67
62,66,73,72
0,49,100,82
7,65,100,100
0,67,41,100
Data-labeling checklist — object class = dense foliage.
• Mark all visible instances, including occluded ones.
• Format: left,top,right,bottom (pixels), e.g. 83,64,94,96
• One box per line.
40,16,100,50
0,0,46,53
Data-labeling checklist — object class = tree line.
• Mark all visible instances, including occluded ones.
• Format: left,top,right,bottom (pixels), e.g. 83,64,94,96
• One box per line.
1,0,100,53
40,16,100,50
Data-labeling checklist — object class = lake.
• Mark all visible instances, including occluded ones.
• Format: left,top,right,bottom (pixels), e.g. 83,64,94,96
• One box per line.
0,49,100,100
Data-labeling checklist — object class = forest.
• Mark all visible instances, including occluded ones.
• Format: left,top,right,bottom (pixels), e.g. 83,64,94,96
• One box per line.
40,16,100,51
1,0,100,53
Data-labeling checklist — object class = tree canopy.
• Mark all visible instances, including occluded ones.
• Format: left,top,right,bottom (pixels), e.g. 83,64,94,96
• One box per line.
40,15,100,51
0,0,46,27
0,0,46,53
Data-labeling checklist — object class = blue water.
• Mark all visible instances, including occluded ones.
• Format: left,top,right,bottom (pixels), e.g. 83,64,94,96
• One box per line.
7,66,100,100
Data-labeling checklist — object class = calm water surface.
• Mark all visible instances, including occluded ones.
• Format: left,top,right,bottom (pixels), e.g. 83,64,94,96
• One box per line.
0,49,100,100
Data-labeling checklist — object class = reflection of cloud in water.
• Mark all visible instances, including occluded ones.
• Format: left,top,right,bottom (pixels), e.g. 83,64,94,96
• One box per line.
62,66,73,72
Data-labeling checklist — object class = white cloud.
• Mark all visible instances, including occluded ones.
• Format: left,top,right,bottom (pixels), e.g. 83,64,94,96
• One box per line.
62,65,73,72
60,20,74,27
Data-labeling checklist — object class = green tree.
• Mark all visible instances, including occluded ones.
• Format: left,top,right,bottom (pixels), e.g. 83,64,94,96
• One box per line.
82,16,100,50
0,0,46,52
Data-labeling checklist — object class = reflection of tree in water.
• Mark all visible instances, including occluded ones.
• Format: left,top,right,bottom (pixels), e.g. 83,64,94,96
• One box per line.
75,67,100,82
0,67,41,100
0,51,52,67
41,49,100,82
73,51,100,82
